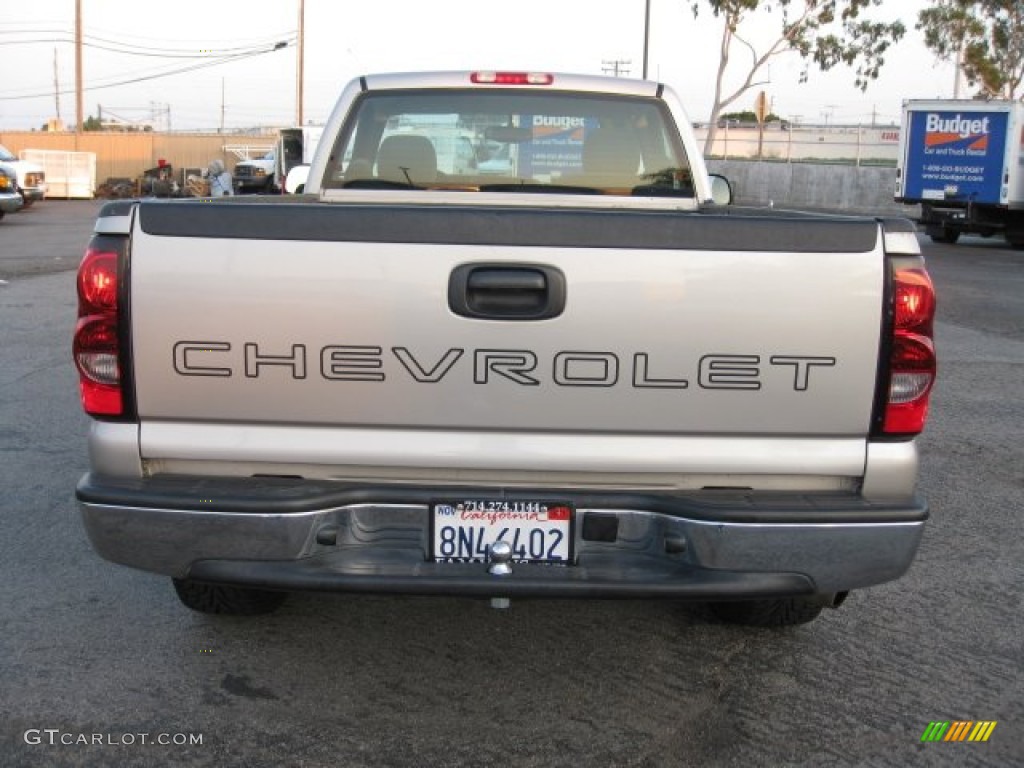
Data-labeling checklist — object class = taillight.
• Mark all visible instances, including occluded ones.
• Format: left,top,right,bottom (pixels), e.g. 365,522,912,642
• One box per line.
74,246,123,416
470,71,554,85
883,267,936,435
78,249,118,312
893,268,934,336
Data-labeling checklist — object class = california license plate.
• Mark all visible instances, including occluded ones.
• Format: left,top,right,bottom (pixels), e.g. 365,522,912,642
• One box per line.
431,500,573,564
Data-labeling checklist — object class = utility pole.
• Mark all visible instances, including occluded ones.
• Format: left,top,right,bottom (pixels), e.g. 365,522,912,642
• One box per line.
755,90,767,160
53,48,61,124
220,77,225,134
75,0,83,132
601,59,631,77
150,102,170,132
953,39,963,98
296,0,305,126
642,0,650,79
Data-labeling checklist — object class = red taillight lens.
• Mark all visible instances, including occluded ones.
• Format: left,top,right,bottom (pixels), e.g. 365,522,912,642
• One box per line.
74,246,123,416
882,267,937,436
893,268,934,335
78,248,119,313
470,71,554,85
77,377,123,416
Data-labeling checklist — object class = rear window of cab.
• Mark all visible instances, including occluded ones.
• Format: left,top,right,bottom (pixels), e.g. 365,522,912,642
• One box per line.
322,90,695,197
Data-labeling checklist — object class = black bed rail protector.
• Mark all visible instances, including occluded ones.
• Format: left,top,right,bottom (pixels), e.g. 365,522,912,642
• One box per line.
136,199,882,252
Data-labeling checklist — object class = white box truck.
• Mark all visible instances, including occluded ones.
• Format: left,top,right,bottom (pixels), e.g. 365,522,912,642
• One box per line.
896,99,1024,248
278,125,325,194
21,149,96,199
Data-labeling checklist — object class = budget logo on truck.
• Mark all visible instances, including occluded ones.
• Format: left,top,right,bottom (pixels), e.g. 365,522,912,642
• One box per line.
518,115,597,178
923,113,990,154
904,109,1008,205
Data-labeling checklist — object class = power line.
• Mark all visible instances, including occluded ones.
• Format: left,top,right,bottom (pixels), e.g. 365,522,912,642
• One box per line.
1,32,297,58
84,30,296,53
80,24,296,49
0,41,293,101
3,37,294,58
0,26,295,52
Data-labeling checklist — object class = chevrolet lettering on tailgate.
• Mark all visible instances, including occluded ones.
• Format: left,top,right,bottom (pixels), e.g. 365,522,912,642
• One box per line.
172,341,838,392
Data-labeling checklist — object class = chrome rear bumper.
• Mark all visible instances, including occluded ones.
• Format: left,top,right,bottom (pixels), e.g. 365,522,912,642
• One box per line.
77,473,926,598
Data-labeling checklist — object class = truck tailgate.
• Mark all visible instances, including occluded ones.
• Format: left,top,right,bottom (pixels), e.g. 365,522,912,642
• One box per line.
130,202,884,440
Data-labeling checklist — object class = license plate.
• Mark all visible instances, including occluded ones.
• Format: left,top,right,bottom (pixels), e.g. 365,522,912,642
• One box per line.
431,500,573,564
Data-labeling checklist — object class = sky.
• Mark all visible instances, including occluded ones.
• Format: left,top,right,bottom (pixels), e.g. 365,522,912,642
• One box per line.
0,0,958,132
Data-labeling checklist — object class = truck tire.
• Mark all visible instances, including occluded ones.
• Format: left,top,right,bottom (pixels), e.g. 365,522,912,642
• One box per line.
707,597,825,627
172,578,288,615
928,228,959,244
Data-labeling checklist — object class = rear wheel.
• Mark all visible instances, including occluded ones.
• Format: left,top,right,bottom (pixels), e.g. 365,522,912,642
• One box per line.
707,596,827,627
172,578,288,615
928,227,959,244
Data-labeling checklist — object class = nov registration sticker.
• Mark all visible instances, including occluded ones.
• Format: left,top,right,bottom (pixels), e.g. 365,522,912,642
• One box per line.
431,500,573,564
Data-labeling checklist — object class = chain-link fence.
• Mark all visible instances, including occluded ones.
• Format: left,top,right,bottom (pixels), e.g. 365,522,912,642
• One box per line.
694,123,901,166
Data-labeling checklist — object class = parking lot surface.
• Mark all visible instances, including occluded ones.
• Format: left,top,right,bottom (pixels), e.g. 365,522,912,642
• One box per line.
0,201,1020,767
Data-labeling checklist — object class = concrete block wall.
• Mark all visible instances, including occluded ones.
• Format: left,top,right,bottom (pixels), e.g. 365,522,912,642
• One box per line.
707,159,920,219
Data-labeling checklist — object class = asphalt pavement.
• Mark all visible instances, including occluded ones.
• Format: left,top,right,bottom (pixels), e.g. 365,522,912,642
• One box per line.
0,200,106,280
0,201,1020,767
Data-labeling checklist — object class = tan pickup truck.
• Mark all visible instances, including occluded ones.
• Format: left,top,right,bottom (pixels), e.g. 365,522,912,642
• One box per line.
74,71,936,626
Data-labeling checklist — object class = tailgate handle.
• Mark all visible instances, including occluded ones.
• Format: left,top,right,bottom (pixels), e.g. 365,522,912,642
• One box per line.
449,263,566,320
